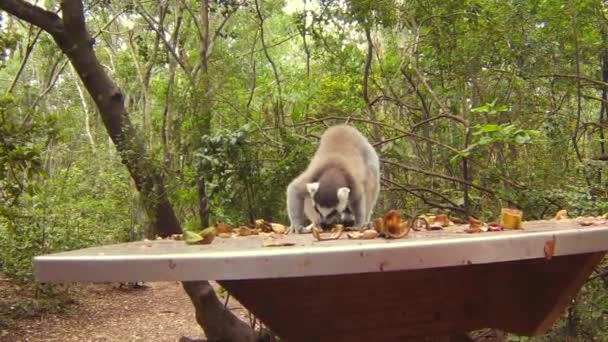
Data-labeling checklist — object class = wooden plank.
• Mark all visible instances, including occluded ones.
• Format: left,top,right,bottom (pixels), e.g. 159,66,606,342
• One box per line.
34,220,608,283
219,252,606,341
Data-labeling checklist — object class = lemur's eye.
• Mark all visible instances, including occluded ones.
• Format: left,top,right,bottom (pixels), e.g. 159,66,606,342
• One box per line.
328,210,338,218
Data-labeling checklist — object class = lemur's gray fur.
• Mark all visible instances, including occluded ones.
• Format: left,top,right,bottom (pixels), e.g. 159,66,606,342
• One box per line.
286,124,380,233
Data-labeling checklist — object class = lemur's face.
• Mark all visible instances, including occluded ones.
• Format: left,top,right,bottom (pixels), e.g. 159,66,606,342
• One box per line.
306,183,355,230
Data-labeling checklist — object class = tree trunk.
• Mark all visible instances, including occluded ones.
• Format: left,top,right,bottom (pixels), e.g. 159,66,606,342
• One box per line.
182,282,261,342
0,0,180,237
0,2,262,341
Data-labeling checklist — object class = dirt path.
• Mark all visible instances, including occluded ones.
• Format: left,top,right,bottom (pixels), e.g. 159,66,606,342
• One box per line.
1,280,504,342
3,282,248,342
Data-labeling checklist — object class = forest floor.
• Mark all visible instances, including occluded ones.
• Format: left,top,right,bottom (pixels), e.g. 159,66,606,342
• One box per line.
1,279,250,342
1,275,504,342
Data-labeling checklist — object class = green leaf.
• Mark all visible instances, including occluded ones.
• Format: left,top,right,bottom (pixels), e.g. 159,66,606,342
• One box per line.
478,136,495,146
470,104,490,113
514,133,530,144
478,124,500,133
494,105,508,112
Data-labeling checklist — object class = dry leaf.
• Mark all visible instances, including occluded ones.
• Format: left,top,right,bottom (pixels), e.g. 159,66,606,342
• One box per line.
544,237,556,260
554,209,568,220
500,208,523,229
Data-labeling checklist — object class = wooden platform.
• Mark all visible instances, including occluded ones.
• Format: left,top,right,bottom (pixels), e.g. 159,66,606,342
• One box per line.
33,220,608,340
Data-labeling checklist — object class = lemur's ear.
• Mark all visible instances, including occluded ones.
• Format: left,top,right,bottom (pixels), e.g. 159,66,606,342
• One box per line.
306,182,319,197
337,187,350,207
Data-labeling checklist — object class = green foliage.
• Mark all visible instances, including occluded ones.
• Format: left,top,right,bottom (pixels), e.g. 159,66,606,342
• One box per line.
0,151,133,283
2,0,608,338
0,96,53,209
451,122,539,165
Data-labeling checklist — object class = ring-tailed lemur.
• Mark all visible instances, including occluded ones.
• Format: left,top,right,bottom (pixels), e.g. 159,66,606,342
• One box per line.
286,124,380,233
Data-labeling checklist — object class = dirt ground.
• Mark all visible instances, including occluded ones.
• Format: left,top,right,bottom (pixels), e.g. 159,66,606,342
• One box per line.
1,281,249,342
0,279,504,342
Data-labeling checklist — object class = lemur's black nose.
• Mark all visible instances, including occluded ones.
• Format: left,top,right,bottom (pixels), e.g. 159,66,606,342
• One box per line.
320,222,332,230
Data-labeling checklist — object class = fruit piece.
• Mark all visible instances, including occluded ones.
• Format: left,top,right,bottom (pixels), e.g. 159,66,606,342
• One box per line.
434,214,451,227
215,223,232,234
184,228,216,245
236,226,255,236
373,217,386,234
347,229,379,239
578,220,594,227
347,232,363,239
464,227,483,234
184,231,204,244
554,209,568,220
262,233,295,247
271,223,287,234
199,227,216,244
386,221,411,239
312,226,321,240
361,229,379,239
468,216,484,229
384,209,401,234
500,208,523,229
255,219,273,232
487,223,504,232
428,224,444,231
413,216,430,231
544,237,556,260
312,225,344,241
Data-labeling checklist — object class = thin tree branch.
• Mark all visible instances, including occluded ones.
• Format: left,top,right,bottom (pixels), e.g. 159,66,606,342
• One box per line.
0,0,64,38
570,5,595,201
6,27,44,95
362,23,380,140
381,177,465,213
135,5,193,81
253,0,283,126
381,158,495,196
246,30,259,112
410,114,468,130
538,73,608,89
